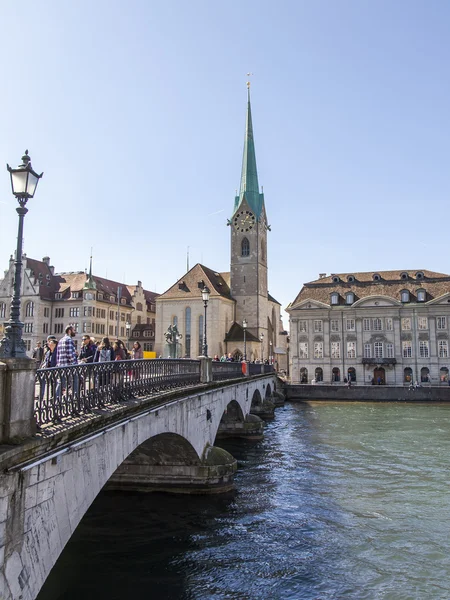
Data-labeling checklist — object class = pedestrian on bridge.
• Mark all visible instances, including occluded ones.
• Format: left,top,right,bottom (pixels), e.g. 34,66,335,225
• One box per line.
55,325,79,415
94,337,115,391
32,341,44,365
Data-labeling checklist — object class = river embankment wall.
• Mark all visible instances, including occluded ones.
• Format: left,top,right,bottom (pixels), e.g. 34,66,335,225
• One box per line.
285,384,450,402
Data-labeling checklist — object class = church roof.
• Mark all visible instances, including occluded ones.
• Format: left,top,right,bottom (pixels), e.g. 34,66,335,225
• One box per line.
157,263,281,306
289,269,450,308
157,263,233,301
268,292,281,305
224,321,260,343
232,87,265,220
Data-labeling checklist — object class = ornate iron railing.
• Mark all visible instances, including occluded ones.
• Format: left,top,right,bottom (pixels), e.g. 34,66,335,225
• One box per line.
248,363,274,376
211,361,244,380
35,359,201,426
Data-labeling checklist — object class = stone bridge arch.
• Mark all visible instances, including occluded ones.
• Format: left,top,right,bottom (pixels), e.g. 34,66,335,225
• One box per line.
1,376,276,600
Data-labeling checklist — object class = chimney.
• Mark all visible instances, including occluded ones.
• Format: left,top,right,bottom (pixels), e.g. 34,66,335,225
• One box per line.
42,256,50,265
319,273,326,279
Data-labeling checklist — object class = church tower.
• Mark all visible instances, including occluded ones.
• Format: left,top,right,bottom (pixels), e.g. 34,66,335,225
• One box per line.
230,84,269,338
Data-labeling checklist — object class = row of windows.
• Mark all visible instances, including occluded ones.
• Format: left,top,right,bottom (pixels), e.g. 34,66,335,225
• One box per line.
330,289,427,305
299,316,448,334
299,342,357,360
332,272,426,284
0,300,154,321
298,340,449,359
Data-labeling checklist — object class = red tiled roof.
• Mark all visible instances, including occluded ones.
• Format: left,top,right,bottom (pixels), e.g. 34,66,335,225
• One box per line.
24,257,60,300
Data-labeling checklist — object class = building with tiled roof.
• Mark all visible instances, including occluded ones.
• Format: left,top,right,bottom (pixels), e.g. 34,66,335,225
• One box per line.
0,254,159,356
155,87,286,363
287,269,450,386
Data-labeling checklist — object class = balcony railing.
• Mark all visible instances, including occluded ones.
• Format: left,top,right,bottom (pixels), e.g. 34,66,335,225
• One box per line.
35,359,200,427
361,358,397,365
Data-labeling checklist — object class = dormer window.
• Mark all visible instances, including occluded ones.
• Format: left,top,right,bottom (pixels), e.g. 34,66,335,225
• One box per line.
55,292,62,299
373,273,381,281
346,292,354,305
347,275,355,283
416,272,424,280
400,272,409,280
332,276,340,283
417,289,426,302
71,292,79,299
121,298,126,305
331,292,339,305
401,290,410,303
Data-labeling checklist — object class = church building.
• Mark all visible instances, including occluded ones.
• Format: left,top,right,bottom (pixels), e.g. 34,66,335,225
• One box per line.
155,86,285,362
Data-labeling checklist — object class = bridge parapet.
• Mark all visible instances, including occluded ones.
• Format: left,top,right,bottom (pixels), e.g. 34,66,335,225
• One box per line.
35,358,201,427
34,358,274,430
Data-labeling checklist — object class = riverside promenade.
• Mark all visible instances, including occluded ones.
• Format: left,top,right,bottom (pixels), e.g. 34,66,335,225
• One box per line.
285,383,450,402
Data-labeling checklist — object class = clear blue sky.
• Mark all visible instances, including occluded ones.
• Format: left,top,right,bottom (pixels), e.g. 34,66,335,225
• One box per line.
2,1,450,329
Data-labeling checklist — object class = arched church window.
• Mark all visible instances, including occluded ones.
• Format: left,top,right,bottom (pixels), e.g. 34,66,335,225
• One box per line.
0,303,6,319
241,238,250,257
261,240,266,261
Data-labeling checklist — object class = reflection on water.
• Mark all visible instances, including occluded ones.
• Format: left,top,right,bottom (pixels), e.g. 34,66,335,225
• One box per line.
38,402,450,600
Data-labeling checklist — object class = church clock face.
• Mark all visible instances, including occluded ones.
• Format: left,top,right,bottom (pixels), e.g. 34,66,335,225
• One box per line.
234,210,256,232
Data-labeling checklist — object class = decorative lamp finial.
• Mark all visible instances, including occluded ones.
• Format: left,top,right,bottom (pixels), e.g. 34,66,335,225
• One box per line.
246,72,253,89
21,150,31,168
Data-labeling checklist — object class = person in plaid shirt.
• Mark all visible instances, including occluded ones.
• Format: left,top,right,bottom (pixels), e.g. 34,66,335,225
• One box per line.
56,325,78,366
55,325,79,409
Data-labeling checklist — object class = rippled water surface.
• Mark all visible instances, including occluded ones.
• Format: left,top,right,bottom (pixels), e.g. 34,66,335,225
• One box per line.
38,402,450,600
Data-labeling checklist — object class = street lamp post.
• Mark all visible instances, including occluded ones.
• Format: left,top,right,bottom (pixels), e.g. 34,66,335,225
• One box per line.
0,151,43,359
260,332,264,363
243,318,247,361
125,321,131,349
116,286,122,339
201,286,210,357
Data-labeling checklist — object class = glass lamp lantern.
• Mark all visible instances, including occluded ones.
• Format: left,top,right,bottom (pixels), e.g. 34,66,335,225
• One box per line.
7,150,43,201
201,286,210,304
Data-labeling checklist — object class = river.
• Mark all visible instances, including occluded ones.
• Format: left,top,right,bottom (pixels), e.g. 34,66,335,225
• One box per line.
37,402,450,600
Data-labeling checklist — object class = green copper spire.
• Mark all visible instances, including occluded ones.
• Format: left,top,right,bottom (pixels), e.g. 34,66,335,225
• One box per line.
232,85,265,219
83,253,97,290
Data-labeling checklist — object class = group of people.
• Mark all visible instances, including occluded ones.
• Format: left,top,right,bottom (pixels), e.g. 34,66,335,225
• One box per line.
213,353,237,362
33,325,144,369
212,353,271,364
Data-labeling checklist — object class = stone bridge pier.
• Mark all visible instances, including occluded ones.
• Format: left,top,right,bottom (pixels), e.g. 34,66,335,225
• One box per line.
0,375,282,600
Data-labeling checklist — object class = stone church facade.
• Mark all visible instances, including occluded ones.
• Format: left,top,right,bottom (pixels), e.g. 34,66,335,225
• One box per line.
156,87,286,362
287,270,450,385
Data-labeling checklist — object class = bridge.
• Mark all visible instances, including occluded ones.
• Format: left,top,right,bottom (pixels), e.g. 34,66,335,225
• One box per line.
0,357,283,600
